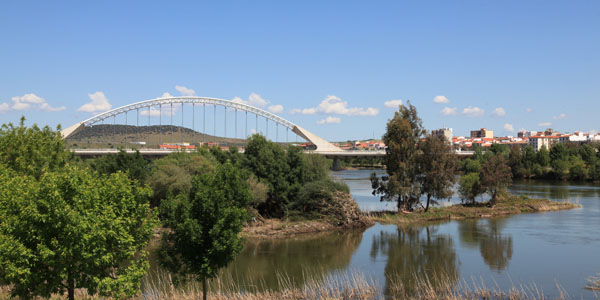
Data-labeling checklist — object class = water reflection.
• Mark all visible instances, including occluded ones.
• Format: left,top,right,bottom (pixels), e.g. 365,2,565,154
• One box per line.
370,225,458,297
223,229,364,291
458,219,513,272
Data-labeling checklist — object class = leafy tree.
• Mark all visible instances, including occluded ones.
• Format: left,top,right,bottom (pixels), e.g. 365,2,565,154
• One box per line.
0,117,71,179
462,158,482,174
536,146,550,167
508,145,523,177
147,152,217,208
522,146,537,177
458,172,483,204
550,143,568,163
244,134,291,217
0,166,157,300
480,154,513,206
159,161,251,300
371,101,425,211
569,157,588,181
88,149,150,182
417,135,458,211
579,144,596,165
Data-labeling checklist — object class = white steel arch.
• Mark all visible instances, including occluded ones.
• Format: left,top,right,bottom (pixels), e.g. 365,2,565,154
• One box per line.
62,96,342,152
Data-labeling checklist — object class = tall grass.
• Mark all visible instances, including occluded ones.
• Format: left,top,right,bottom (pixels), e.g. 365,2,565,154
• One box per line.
2,270,599,299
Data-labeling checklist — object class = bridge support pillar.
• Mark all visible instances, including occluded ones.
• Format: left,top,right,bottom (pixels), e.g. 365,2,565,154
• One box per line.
332,157,342,171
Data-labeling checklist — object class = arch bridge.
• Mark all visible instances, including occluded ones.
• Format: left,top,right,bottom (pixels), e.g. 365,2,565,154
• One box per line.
62,96,342,153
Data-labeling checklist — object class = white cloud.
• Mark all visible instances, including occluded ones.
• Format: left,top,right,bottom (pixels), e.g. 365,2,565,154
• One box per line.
292,95,378,116
78,91,112,114
268,104,284,113
10,93,66,112
441,107,457,116
504,123,514,132
526,108,533,113
492,107,506,117
232,96,248,105
317,116,341,125
175,85,195,96
248,93,268,108
161,92,173,98
231,93,276,110
289,108,316,115
553,113,567,120
538,122,552,127
462,106,485,117
433,95,449,104
0,102,10,113
383,99,403,108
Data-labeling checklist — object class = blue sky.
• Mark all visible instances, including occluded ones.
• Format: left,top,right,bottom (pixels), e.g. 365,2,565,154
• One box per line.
1,1,599,141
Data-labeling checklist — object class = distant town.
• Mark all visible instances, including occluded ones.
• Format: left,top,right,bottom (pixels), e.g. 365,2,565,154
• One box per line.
329,127,600,152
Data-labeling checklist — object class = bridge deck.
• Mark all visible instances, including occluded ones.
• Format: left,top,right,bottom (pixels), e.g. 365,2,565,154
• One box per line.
70,149,474,157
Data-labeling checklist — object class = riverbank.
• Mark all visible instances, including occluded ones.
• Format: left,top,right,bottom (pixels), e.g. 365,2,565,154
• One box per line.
368,195,580,225
244,190,373,239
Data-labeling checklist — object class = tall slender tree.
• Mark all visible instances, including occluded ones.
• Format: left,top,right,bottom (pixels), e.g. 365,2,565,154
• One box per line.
371,101,426,211
480,154,513,206
418,134,458,211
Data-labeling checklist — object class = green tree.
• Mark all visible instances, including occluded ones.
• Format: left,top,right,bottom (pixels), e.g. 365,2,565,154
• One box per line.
0,117,71,179
0,166,157,300
244,134,291,217
507,145,523,177
536,146,551,167
88,149,150,182
458,172,483,204
417,135,458,211
461,158,482,174
480,154,513,206
371,101,425,211
160,161,251,300
147,152,217,208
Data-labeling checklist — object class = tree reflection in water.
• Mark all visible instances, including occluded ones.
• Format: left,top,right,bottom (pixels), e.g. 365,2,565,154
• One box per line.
370,225,458,298
458,218,513,272
222,229,364,291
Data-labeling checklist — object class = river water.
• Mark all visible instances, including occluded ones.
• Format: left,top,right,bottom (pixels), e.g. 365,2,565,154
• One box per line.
150,169,600,298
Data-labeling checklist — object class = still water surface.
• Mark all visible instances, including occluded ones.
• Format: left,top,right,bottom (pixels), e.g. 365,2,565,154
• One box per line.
153,169,600,298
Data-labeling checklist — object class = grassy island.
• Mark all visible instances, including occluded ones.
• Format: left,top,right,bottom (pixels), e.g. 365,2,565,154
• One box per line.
368,194,580,225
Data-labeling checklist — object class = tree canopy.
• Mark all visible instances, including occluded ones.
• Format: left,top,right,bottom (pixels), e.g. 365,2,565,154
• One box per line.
371,101,426,211
0,166,157,300
159,160,251,300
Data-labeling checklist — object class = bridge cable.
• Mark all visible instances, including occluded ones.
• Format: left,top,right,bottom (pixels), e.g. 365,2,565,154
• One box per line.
203,103,206,145
181,102,184,145
224,106,227,139
213,104,216,143
136,108,139,144
159,104,162,146
170,103,173,141
148,106,150,145
192,103,195,144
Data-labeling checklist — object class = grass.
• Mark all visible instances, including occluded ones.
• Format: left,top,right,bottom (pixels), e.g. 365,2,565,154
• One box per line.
367,194,580,225
4,269,596,299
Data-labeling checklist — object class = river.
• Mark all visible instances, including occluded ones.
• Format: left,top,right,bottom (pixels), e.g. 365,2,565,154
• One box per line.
149,169,600,298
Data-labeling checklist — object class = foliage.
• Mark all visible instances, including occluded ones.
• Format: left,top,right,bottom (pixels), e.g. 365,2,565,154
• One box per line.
243,134,335,218
480,154,513,206
0,117,71,179
87,149,150,182
458,172,483,204
292,179,350,216
147,152,218,209
463,141,600,182
417,135,458,211
159,161,251,300
0,165,157,300
371,101,426,211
